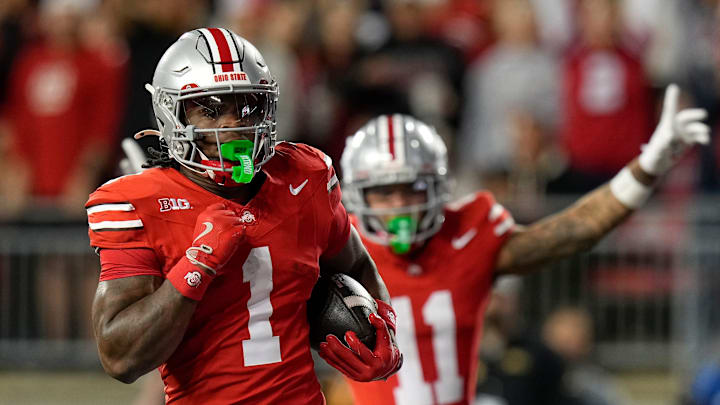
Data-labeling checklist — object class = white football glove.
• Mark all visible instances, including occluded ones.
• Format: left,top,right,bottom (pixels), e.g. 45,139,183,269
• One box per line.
639,84,710,176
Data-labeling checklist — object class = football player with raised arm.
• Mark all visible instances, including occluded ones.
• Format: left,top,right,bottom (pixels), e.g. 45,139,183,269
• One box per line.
336,86,709,405
86,28,401,404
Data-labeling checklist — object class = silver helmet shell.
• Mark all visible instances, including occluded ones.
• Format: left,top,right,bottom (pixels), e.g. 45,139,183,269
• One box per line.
149,28,278,175
340,114,450,246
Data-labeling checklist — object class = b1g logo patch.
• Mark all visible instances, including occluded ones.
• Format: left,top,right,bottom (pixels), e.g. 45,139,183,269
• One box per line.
184,271,202,287
158,198,192,212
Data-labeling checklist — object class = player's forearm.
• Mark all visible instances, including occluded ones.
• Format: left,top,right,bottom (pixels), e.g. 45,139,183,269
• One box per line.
355,255,392,304
321,228,392,303
94,280,197,383
498,160,653,274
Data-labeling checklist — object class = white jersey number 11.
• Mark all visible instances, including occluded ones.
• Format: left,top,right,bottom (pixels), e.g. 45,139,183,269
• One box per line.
392,290,463,405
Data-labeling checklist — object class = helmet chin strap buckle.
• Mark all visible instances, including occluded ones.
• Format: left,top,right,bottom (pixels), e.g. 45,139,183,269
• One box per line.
184,125,197,141
196,149,216,180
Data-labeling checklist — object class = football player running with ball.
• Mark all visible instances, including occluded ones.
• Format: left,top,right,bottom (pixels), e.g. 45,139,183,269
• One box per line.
86,28,401,404
338,85,708,405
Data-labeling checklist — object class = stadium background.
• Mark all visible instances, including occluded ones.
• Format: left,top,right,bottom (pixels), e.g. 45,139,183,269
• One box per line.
0,0,719,404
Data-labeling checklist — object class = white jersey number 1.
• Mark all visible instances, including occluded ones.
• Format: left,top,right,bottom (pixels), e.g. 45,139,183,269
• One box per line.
241,246,282,366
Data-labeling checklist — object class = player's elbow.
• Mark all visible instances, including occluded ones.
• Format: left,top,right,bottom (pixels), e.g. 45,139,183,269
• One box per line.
94,325,151,383
98,353,142,384
104,363,141,384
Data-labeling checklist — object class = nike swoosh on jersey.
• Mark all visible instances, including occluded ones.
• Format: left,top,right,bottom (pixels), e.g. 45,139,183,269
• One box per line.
451,228,477,250
289,179,309,195
193,222,214,244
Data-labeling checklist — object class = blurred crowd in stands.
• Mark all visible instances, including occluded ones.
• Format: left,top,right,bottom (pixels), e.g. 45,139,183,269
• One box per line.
0,0,718,223
0,0,719,404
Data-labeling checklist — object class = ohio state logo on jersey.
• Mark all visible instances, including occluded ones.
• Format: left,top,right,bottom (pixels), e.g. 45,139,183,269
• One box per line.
184,271,202,287
240,210,256,224
158,198,192,212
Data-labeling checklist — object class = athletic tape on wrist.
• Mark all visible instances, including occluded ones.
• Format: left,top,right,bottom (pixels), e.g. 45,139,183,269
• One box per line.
610,167,653,209
166,257,215,301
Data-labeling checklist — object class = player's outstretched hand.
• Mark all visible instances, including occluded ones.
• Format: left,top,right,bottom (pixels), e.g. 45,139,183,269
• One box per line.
639,84,711,176
318,301,403,382
185,202,246,276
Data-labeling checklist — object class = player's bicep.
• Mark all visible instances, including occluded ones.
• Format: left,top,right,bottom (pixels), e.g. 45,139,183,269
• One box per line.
92,248,163,333
92,275,162,335
319,226,372,278
494,225,528,274
319,227,388,302
321,178,351,257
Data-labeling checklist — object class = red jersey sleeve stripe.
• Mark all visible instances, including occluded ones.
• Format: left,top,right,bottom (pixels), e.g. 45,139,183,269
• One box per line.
86,202,135,215
493,215,515,237
488,203,505,222
486,201,515,237
327,173,338,192
89,219,144,231
87,201,141,225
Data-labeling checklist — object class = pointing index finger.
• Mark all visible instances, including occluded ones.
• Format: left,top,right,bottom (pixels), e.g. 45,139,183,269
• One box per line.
662,84,679,119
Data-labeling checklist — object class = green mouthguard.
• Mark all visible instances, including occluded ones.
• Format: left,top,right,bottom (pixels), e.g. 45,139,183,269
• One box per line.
220,140,255,183
387,216,418,255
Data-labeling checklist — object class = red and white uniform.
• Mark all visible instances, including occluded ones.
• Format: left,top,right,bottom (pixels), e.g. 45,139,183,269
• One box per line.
346,192,514,405
561,46,652,175
86,143,350,404
4,41,125,197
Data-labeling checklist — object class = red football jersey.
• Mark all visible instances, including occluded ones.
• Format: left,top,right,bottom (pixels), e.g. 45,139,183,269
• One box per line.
5,42,125,197
562,46,652,175
346,192,514,405
85,143,350,404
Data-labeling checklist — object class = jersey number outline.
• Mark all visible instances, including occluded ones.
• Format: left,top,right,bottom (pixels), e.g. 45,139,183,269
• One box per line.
393,290,463,405
241,246,282,366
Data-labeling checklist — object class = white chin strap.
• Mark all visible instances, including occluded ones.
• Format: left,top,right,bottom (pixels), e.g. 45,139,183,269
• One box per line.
367,217,387,238
196,149,216,180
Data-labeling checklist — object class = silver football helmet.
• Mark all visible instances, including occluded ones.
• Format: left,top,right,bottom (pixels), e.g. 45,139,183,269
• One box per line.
143,28,278,184
341,114,450,249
